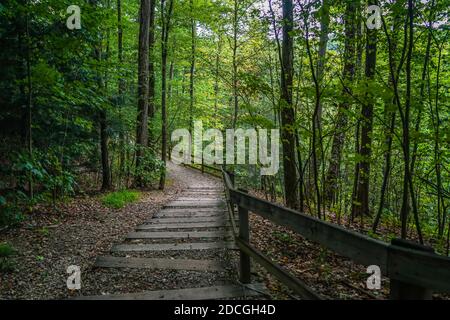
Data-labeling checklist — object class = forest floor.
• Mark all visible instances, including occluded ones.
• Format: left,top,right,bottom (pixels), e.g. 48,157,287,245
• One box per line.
0,164,447,300
0,163,188,299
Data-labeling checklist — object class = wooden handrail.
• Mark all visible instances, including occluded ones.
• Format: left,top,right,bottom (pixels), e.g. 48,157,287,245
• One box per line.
221,169,450,299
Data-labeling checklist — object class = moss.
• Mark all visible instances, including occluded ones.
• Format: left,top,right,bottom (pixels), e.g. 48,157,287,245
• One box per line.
102,190,141,209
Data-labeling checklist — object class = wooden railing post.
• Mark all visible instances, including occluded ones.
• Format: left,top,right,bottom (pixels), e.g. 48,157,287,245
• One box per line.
389,238,434,300
238,188,251,284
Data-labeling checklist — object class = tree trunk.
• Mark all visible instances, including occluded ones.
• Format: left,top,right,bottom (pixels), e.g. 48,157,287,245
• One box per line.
304,10,323,218
213,34,222,127
400,0,414,238
280,0,298,209
314,0,329,185
353,0,377,217
135,0,151,186
92,0,112,191
373,4,402,231
117,0,126,185
159,0,174,190
231,0,239,129
432,40,444,236
325,0,357,205
189,0,195,133
100,109,112,190
25,9,33,199
148,0,156,144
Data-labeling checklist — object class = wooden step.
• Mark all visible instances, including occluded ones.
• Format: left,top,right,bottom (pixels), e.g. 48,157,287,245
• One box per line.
185,188,222,190
158,208,227,213
112,242,237,252
177,194,222,197
155,212,223,218
126,231,231,240
95,256,224,271
165,201,225,207
177,198,222,201
168,199,224,203
136,222,232,230
181,191,223,194
146,217,231,224
164,205,225,210
76,283,266,300
180,194,223,197
172,197,224,200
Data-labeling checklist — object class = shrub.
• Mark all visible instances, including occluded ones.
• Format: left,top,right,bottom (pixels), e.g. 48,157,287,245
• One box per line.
0,258,15,273
0,242,15,257
102,190,140,209
134,146,165,187
0,150,76,227
0,242,16,272
0,194,25,227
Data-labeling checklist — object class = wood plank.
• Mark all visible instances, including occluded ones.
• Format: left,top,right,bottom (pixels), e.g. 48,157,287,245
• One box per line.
388,245,450,293
176,197,223,201
126,231,232,239
146,217,231,224
164,205,225,209
76,283,266,300
169,199,224,202
230,189,389,271
136,222,232,230
158,208,226,213
224,173,450,294
181,191,223,194
186,187,223,190
182,192,222,194
166,200,224,206
164,204,225,211
111,242,237,252
155,212,223,218
94,256,224,271
177,194,222,197
179,197,222,200
161,206,226,210
182,191,221,193
180,194,223,197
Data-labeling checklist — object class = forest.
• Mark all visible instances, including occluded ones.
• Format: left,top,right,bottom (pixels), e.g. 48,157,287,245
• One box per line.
0,0,449,300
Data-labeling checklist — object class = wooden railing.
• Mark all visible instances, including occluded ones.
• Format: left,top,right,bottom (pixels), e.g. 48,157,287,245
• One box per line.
184,155,222,177
221,169,450,300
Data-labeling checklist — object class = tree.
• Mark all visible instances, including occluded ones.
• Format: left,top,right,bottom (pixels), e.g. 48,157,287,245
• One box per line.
148,0,157,141
135,0,151,186
159,0,174,190
117,0,126,184
325,0,357,205
189,0,196,133
279,0,298,209
352,0,378,217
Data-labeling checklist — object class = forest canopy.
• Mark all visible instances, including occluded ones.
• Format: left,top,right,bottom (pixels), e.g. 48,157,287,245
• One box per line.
0,0,449,252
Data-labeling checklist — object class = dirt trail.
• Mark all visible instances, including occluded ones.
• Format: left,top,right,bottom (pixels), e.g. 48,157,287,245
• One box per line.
0,163,267,299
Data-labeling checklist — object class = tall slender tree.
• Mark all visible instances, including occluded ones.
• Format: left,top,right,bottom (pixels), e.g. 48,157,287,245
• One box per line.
189,0,196,133
231,0,239,129
135,0,151,186
352,0,378,217
159,0,174,190
325,0,357,205
280,0,298,209
148,0,156,142
117,0,126,184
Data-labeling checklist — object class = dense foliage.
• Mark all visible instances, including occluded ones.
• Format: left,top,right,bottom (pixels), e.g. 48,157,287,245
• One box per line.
0,0,448,251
